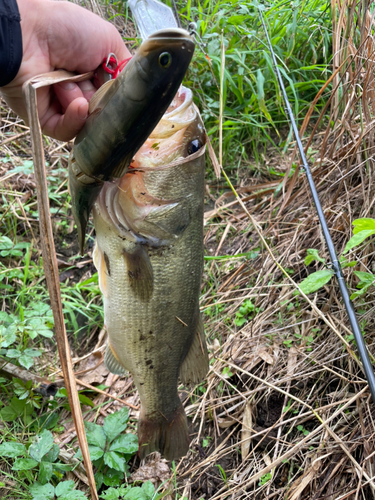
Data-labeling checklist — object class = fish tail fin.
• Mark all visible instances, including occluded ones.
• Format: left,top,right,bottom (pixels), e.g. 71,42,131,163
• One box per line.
138,402,189,460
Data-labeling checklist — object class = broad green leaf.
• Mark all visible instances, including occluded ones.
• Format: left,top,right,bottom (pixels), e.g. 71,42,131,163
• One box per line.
27,302,52,317
103,407,129,443
40,412,60,431
84,421,106,450
102,468,123,487
298,269,334,294
142,481,155,499
104,451,125,472
99,488,120,500
59,491,87,500
10,396,26,414
234,316,247,327
12,457,38,470
55,480,75,497
350,284,372,300
29,482,55,500
304,248,325,266
0,325,17,347
0,441,26,457
0,405,17,422
0,236,13,250
38,460,53,485
340,257,357,269
95,472,104,490
343,230,375,254
88,445,104,461
27,318,54,338
43,443,60,463
109,434,138,455
353,271,375,284
350,271,375,300
352,218,375,234
23,348,42,357
123,487,147,500
29,429,54,462
5,349,21,358
78,394,94,408
19,354,35,370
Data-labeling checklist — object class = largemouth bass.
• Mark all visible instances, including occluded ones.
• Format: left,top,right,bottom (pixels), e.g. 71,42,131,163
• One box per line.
92,85,209,460
68,28,195,253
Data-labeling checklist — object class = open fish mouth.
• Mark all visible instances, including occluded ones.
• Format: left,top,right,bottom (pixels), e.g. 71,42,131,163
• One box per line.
131,86,206,169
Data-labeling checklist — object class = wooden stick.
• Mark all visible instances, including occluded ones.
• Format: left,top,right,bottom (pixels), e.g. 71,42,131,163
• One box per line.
23,70,98,500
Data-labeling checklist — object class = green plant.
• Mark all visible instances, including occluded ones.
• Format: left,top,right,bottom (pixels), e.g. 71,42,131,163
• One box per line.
0,395,35,424
180,0,332,163
0,429,72,488
259,472,272,485
298,218,375,299
29,480,87,500
297,424,309,436
234,299,262,326
75,407,138,489
0,236,30,258
99,481,156,500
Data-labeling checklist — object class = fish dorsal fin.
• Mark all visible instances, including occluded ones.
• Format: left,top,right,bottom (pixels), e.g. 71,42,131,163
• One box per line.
88,79,116,114
179,311,209,385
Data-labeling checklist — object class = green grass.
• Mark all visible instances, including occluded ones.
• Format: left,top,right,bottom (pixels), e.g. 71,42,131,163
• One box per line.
179,0,332,168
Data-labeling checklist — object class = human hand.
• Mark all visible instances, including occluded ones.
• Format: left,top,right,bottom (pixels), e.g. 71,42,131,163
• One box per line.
0,0,131,141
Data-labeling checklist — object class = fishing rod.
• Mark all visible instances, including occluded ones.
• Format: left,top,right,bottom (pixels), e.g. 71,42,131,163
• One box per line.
258,6,375,403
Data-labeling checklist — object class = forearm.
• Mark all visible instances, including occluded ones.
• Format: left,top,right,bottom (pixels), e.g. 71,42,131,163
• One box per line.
0,0,22,86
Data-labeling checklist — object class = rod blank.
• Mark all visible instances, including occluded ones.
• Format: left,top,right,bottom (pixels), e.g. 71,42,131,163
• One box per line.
258,7,375,402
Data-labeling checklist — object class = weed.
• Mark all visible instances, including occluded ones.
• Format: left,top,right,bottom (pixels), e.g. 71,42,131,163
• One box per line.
297,424,309,436
0,429,74,495
99,481,156,500
180,0,332,163
259,472,272,485
234,299,262,326
298,218,375,299
75,407,138,490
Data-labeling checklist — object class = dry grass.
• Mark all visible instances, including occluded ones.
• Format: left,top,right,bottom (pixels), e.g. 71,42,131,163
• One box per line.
2,1,375,500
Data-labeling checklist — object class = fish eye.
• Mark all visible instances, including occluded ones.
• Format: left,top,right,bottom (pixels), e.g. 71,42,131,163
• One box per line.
187,139,203,155
159,52,172,68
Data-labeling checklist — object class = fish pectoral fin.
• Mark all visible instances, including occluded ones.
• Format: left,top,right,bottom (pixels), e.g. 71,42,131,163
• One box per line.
104,343,128,375
123,245,154,301
179,312,209,385
93,241,108,298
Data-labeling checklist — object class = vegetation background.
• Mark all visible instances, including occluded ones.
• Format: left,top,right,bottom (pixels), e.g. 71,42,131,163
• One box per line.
1,0,375,499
